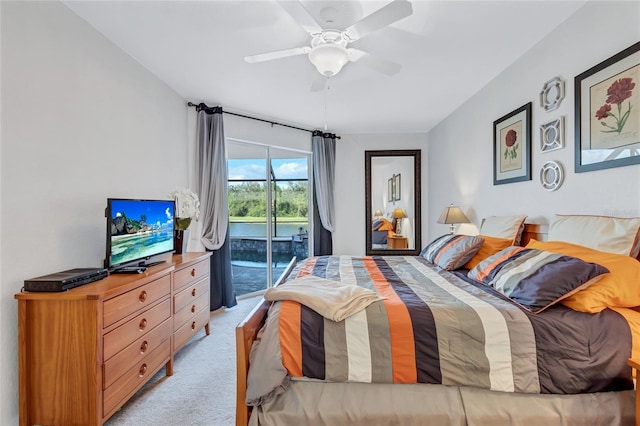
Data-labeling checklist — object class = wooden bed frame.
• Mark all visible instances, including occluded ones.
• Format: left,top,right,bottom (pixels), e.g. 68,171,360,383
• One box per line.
234,224,551,426
235,257,297,426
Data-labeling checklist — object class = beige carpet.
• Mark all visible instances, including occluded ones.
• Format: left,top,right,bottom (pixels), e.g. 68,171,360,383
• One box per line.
105,295,261,426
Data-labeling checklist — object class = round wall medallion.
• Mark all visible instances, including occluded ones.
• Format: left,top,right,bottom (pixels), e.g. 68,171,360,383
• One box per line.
540,76,565,112
540,161,564,191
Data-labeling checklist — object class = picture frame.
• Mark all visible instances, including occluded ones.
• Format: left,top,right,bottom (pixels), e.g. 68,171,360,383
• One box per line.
388,177,393,202
575,41,640,173
540,117,564,153
493,102,532,185
393,173,401,201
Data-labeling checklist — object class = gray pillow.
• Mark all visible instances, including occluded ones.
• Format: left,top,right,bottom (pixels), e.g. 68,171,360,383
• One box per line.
421,234,484,270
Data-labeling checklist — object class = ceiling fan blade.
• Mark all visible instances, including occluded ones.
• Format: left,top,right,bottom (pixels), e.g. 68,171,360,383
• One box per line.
277,0,323,35
349,49,401,76
244,46,310,63
344,0,413,41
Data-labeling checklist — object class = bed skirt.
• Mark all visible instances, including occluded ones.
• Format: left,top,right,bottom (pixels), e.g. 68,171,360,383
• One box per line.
249,380,635,426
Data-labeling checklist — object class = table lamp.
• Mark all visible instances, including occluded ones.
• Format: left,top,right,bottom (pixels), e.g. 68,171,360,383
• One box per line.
392,208,407,235
437,205,470,234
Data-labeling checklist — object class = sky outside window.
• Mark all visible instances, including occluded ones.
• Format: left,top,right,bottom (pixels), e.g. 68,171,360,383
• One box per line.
228,158,308,181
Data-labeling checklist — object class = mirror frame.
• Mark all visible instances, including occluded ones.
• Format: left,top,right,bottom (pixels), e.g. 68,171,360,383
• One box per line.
365,149,421,256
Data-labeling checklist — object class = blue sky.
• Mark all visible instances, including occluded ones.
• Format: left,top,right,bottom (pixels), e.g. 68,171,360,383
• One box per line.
111,199,174,227
228,158,308,180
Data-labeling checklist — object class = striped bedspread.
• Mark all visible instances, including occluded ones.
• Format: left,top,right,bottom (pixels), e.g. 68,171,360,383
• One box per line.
246,256,633,406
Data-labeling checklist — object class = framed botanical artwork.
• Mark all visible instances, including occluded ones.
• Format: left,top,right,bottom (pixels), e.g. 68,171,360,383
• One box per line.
393,173,401,201
388,177,393,202
575,41,640,173
493,102,532,185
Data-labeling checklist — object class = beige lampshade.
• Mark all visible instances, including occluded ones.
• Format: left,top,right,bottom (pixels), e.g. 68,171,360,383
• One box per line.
374,209,383,217
392,208,407,219
437,205,470,234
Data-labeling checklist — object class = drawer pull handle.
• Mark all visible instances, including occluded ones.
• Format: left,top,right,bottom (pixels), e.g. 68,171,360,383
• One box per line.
191,321,196,330
140,340,148,353
139,318,147,330
191,288,197,297
138,290,147,303
139,363,147,377
191,305,196,313
190,268,196,277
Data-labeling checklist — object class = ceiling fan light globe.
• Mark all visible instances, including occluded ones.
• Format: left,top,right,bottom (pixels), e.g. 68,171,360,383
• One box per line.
308,44,349,77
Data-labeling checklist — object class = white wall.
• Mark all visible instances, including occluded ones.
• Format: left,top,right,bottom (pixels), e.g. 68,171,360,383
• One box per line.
428,1,640,241
333,133,428,255
0,2,187,424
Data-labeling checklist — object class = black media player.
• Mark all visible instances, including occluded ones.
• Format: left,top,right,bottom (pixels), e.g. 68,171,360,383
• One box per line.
24,268,108,292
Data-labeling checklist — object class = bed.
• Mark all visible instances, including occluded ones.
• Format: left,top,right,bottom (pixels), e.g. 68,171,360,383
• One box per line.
372,217,394,247
236,219,640,425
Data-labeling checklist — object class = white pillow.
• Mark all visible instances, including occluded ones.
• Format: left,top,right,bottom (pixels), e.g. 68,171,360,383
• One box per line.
549,214,640,258
480,215,527,245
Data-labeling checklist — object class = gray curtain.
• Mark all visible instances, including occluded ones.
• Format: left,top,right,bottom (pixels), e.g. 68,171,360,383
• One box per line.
195,104,236,310
312,131,336,255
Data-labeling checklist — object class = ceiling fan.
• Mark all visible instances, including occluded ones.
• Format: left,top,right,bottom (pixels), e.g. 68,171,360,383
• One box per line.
244,0,413,78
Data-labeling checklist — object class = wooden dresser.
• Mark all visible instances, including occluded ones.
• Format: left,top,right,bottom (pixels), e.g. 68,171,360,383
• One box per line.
15,252,211,426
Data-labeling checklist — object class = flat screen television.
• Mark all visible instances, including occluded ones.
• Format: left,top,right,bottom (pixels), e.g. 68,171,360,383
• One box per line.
105,198,175,270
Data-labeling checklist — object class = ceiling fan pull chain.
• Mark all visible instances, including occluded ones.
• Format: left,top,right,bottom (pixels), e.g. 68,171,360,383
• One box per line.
324,78,331,131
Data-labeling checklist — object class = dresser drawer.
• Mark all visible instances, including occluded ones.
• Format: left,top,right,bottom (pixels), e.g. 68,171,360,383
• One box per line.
173,292,209,332
173,260,209,292
103,298,171,361
103,340,171,418
174,277,209,313
103,274,171,327
173,307,210,352
103,318,171,389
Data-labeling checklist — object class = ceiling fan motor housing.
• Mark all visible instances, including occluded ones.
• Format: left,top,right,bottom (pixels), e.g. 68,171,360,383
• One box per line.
308,30,350,77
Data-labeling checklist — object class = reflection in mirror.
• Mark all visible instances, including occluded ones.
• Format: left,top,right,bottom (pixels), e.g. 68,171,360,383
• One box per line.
366,150,421,256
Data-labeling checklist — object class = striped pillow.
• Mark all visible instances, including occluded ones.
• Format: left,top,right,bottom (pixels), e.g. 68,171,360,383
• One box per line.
421,235,484,270
467,246,609,313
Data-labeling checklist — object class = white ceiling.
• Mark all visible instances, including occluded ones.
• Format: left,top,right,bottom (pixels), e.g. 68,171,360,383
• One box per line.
63,0,587,135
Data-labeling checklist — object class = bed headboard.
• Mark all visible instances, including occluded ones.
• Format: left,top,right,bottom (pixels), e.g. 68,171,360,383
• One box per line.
521,223,548,246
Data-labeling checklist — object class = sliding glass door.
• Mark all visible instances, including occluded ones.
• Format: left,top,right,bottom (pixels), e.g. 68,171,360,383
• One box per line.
227,139,312,296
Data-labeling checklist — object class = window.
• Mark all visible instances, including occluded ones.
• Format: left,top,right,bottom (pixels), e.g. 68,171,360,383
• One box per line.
227,140,312,296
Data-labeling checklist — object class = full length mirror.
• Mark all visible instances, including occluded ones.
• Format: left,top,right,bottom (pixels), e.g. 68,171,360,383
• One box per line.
365,150,421,256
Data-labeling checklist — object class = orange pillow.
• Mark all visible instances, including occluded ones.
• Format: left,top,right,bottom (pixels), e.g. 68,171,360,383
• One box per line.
464,235,513,269
375,218,394,232
526,239,640,313
609,307,640,364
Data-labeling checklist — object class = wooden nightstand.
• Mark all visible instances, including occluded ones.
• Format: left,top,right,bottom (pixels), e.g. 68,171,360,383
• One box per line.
388,235,408,249
627,358,639,425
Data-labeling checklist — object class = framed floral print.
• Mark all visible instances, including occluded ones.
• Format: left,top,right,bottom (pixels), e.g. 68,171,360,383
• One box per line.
575,41,640,173
493,102,532,185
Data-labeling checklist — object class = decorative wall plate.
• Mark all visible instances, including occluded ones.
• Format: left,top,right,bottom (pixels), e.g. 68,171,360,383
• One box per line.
540,76,565,112
540,117,564,152
540,161,564,191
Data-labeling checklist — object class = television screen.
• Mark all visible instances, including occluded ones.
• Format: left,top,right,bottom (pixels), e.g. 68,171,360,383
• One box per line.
106,198,175,269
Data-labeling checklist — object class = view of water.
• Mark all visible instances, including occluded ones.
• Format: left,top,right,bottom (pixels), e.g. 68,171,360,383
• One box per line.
110,230,173,266
229,222,307,237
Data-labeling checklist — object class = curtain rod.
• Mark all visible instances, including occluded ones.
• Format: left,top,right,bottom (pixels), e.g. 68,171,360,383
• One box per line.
187,102,340,139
